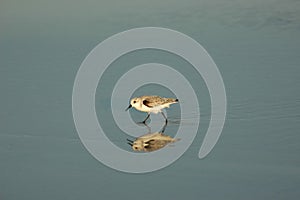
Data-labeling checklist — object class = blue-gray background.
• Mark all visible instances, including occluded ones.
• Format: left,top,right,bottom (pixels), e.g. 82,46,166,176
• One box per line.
1,0,300,199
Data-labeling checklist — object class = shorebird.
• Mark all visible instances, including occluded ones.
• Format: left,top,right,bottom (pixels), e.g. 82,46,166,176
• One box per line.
125,95,178,123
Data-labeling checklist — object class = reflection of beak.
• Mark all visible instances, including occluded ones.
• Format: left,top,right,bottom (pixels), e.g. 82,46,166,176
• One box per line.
127,139,133,146
125,104,132,111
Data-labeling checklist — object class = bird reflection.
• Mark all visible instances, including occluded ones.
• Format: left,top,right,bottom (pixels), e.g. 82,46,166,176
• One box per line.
127,122,180,152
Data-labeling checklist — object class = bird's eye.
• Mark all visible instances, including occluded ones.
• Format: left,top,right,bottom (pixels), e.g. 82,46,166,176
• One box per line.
133,101,136,104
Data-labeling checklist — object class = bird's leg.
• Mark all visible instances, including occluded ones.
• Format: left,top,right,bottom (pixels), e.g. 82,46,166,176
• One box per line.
161,121,167,133
161,112,168,124
142,113,150,124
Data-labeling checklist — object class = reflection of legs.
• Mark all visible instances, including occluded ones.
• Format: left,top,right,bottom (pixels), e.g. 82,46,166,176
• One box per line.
161,112,168,124
127,139,134,147
142,113,150,124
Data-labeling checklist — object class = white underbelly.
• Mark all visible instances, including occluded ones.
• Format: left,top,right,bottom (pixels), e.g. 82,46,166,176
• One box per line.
141,105,163,113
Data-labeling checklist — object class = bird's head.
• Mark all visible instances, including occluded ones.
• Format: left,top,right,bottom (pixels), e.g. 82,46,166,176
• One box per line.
125,97,140,111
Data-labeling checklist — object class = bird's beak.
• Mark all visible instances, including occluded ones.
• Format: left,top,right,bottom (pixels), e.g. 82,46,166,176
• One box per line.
125,104,132,111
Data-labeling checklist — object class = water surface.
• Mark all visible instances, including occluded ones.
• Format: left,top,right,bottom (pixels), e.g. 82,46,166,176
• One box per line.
0,0,300,199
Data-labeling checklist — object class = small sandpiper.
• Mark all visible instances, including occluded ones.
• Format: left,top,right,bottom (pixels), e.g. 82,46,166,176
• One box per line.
125,95,179,123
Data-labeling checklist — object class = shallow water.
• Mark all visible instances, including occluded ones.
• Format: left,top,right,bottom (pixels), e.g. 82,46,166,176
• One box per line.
1,0,300,199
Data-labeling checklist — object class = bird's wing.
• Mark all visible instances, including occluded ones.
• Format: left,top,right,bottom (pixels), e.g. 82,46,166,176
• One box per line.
143,96,160,108
142,96,164,107
142,96,178,107
143,99,155,107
